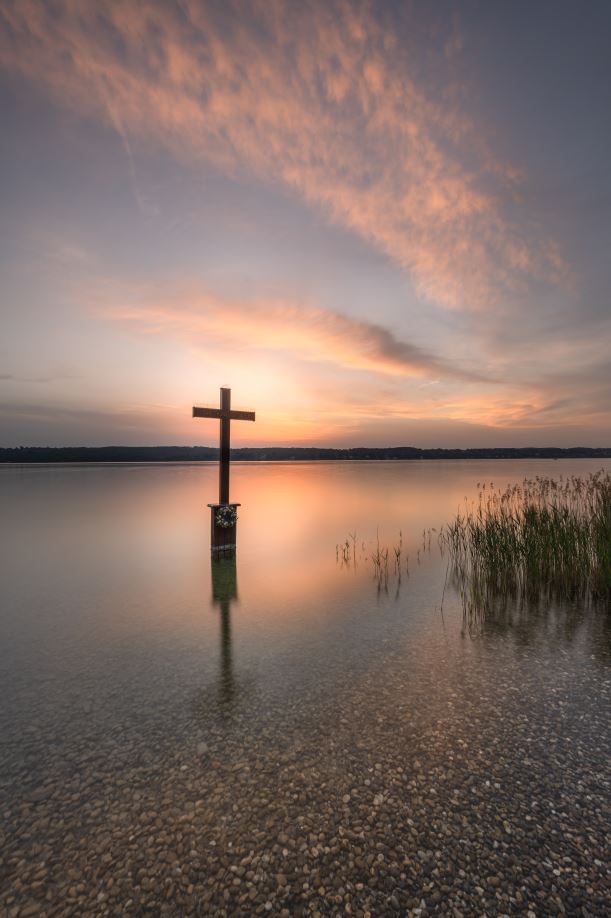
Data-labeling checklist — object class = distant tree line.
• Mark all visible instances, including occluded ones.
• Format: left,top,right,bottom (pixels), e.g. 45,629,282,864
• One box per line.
1,445,609,463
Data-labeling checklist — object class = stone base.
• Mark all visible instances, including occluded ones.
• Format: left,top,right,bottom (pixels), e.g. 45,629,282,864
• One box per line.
208,503,240,553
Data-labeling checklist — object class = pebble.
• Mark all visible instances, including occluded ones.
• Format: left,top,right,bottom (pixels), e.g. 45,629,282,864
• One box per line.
1,589,609,917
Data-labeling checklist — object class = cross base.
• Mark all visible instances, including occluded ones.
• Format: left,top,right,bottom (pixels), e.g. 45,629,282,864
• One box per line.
208,503,241,553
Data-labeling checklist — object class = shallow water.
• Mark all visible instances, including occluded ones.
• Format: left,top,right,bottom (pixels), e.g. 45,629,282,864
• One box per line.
1,459,609,916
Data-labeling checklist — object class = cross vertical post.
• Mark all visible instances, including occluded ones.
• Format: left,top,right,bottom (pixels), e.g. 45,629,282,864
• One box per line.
219,386,231,504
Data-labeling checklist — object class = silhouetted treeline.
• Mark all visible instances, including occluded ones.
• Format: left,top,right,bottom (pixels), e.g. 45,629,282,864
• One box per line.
1,445,610,463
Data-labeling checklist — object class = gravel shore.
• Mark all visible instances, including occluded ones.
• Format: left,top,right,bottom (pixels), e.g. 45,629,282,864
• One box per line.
2,611,609,917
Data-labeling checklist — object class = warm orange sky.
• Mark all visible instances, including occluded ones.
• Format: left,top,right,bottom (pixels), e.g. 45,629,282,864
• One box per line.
0,1,609,447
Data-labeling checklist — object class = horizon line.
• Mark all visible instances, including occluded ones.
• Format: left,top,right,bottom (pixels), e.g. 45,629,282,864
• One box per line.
2,445,610,453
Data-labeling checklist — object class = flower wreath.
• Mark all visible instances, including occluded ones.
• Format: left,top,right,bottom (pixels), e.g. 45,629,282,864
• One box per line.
216,505,238,528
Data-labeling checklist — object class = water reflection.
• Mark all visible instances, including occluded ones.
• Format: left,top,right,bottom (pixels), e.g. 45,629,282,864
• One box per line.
211,552,238,709
461,588,611,656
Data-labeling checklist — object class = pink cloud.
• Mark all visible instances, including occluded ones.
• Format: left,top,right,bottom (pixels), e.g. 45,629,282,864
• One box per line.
100,287,489,383
0,0,569,309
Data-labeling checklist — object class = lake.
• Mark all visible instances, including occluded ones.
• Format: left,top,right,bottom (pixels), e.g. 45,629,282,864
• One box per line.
1,459,609,917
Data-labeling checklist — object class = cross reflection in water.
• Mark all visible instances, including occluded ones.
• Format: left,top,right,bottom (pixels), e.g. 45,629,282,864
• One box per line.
211,552,238,709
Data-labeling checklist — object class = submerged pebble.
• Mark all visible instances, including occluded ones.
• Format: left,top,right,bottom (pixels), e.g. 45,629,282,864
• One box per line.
1,621,609,916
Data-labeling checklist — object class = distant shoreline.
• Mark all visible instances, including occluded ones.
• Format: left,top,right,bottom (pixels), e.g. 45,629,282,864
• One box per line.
1,446,610,463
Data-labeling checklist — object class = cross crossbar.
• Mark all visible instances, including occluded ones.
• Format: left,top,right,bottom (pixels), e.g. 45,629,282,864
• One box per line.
192,388,256,505
192,407,255,422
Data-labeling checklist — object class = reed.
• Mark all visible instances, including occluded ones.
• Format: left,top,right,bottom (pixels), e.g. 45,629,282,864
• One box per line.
440,471,611,617
337,528,411,587
366,529,390,587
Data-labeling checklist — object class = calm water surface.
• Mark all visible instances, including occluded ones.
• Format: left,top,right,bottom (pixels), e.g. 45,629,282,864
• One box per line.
1,460,609,917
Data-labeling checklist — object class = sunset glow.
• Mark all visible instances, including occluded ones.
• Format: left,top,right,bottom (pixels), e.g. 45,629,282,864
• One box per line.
1,0,609,447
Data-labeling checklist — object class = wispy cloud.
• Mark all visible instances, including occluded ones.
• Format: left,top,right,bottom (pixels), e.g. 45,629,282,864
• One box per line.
0,399,173,446
29,230,93,266
0,0,568,309
101,287,490,383
0,371,81,384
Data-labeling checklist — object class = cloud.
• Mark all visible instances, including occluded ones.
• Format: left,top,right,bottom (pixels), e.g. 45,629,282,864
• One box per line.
0,399,174,446
0,371,80,384
65,276,611,440
0,0,568,310
101,287,490,383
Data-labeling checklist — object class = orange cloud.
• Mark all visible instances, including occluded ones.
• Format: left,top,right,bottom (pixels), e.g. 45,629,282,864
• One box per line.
101,288,490,383
0,0,569,309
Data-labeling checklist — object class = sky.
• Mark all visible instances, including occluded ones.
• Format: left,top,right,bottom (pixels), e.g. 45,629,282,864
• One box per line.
0,0,610,448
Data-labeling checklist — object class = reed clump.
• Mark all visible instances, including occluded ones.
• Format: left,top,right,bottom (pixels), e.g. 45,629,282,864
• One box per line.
337,527,410,592
440,471,611,612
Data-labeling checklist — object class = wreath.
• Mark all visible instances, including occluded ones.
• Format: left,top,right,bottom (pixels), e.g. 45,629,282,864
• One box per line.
216,505,238,529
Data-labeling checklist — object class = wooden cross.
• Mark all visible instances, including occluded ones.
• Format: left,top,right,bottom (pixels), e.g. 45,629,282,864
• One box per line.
192,388,255,504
